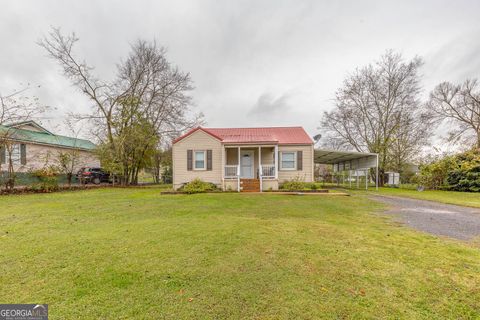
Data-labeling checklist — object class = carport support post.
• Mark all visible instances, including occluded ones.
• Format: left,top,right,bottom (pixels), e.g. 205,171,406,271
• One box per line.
375,154,379,191
356,170,359,189
349,170,352,188
365,169,368,190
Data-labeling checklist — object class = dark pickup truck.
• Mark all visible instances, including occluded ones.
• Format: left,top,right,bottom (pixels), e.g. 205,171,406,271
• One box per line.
76,167,111,184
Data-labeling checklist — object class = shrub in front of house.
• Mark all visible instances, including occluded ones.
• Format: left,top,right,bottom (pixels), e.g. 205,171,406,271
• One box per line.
180,178,219,194
279,177,318,191
30,166,60,193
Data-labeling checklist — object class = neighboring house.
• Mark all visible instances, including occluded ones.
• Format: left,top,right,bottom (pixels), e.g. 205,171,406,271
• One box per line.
172,126,314,191
0,121,99,173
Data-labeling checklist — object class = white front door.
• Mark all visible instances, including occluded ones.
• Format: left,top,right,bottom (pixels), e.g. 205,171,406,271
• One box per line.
240,150,254,178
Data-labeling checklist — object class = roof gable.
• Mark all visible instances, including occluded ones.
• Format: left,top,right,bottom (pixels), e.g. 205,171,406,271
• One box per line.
5,121,53,135
172,127,223,144
173,126,313,145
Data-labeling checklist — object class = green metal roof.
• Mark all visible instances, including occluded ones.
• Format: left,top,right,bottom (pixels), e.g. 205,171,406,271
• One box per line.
0,124,96,151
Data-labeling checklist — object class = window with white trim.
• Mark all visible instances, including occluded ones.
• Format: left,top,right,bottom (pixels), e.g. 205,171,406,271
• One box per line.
8,144,21,165
280,151,296,170
194,150,206,170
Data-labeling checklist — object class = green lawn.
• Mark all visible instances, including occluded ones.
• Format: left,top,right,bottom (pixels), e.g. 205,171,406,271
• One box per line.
366,187,480,208
1,187,479,319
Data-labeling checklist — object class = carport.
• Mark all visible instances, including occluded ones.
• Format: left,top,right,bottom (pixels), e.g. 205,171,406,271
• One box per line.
314,149,379,190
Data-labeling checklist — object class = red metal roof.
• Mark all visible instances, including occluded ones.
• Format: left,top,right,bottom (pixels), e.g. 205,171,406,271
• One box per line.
173,126,313,145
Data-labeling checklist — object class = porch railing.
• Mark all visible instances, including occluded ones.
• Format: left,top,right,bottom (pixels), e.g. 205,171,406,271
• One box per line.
261,164,275,178
225,164,276,179
224,165,238,178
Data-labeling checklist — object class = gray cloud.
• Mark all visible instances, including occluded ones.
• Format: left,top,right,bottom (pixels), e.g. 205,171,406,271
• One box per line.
0,0,479,140
249,93,292,118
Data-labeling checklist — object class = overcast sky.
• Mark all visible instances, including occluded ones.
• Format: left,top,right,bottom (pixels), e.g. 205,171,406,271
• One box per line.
1,0,479,144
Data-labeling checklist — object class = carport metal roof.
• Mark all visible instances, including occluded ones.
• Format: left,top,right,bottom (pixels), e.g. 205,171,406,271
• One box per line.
314,148,379,190
314,149,378,167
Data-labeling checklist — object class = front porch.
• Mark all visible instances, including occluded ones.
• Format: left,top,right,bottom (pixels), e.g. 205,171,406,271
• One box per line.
223,145,278,192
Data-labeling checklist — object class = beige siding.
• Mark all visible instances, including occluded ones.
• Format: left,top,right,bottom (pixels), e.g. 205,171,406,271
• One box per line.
173,130,222,190
262,179,278,191
2,142,99,173
261,147,274,164
225,148,239,165
224,180,238,191
277,144,314,183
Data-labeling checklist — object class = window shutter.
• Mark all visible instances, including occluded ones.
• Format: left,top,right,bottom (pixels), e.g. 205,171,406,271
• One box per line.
187,150,193,171
297,151,303,170
20,144,27,165
206,150,212,171
0,145,5,165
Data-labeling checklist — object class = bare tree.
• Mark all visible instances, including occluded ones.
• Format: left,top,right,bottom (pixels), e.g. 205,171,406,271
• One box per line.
39,27,202,185
428,79,480,149
388,110,431,173
54,119,83,186
320,50,432,184
0,85,47,190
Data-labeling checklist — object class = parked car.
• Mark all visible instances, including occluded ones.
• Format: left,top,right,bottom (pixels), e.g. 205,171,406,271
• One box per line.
76,167,111,185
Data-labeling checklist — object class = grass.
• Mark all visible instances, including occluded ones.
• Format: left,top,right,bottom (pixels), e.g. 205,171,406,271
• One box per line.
1,187,479,319
364,187,480,208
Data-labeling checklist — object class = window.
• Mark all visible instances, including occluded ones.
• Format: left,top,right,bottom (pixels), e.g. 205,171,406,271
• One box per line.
280,151,296,170
8,144,21,165
194,151,206,170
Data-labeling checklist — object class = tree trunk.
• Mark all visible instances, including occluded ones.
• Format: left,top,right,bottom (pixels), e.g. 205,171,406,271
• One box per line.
67,173,72,187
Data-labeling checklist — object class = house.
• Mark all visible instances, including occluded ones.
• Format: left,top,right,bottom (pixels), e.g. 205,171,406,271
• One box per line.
0,121,99,173
172,126,314,191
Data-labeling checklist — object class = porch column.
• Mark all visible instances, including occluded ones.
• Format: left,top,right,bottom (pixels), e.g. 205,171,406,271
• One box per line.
258,146,262,192
221,146,225,190
274,145,278,180
237,146,241,192
375,154,379,191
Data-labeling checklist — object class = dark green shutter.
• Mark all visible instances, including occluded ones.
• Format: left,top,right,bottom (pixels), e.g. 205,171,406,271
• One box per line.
187,150,193,171
0,145,5,164
206,150,212,171
20,144,27,165
297,151,303,170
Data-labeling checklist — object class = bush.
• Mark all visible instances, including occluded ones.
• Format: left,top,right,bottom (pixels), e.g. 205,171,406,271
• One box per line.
417,149,480,192
280,177,316,191
30,167,60,192
180,178,218,194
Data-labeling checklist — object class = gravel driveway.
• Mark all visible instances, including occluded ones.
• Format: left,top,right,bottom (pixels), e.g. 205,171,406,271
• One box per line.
371,195,480,240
